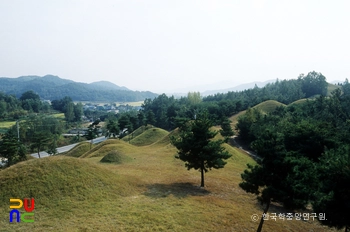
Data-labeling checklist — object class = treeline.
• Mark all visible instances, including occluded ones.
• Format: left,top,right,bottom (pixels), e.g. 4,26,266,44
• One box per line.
0,90,51,119
0,90,83,123
0,93,85,165
237,88,350,231
204,71,328,105
0,90,53,119
141,71,331,131
51,96,83,123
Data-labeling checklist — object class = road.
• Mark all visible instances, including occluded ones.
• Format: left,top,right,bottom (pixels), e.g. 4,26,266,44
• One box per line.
30,136,107,158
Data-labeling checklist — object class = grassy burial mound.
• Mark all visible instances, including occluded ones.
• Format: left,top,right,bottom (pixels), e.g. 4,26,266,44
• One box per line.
151,128,180,148
0,156,140,231
252,100,286,114
125,125,154,139
229,100,285,129
124,127,169,146
79,138,138,158
64,142,92,157
100,150,133,164
0,156,136,202
289,98,309,105
327,83,342,96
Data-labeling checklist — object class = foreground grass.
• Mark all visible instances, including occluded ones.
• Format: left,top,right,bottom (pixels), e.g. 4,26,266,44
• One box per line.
0,129,338,231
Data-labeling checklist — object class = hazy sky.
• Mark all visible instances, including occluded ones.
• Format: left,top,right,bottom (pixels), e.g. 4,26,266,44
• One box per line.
1,0,349,92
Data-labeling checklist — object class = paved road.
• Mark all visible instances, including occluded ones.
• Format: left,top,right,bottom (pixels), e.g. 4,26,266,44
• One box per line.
30,136,107,158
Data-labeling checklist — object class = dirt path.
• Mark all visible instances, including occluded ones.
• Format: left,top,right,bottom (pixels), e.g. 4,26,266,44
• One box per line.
229,136,261,161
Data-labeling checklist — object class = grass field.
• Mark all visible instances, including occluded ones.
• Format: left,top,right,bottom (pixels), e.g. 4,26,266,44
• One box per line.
0,126,338,231
53,113,65,119
0,120,16,129
75,101,144,107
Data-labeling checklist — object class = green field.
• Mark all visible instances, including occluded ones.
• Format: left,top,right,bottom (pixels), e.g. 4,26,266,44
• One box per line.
75,101,144,107
53,113,65,119
0,121,16,129
0,125,337,231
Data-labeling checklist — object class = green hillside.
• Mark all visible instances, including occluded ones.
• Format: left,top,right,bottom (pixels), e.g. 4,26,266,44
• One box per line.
0,75,158,101
0,126,337,231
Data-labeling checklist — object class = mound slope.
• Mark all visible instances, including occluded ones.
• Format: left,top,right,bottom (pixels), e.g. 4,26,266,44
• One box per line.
252,100,286,114
0,156,136,202
127,127,169,146
80,139,137,158
100,150,132,164
64,142,92,157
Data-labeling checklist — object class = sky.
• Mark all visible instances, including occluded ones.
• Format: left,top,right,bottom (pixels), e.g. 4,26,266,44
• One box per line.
1,0,349,93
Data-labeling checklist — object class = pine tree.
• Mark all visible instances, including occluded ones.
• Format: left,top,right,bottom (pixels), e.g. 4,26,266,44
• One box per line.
85,119,100,149
220,117,234,142
105,118,120,138
312,146,350,231
0,130,26,167
171,112,231,187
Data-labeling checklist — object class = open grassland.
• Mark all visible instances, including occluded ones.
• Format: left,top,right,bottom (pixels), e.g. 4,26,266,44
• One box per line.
0,127,338,231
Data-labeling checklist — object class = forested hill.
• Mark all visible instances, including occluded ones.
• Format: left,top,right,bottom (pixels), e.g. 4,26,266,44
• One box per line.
0,75,158,101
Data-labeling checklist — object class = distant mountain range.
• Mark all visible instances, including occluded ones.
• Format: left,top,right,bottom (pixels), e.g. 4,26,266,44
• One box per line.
0,75,158,102
165,79,277,97
201,79,277,96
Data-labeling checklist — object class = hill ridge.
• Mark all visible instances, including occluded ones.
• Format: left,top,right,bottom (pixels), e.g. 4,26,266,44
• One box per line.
0,75,158,101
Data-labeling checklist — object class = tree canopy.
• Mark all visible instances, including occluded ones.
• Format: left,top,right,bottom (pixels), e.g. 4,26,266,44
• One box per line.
171,112,231,187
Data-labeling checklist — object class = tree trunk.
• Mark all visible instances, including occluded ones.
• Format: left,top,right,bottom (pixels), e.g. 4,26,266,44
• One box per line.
200,161,205,187
345,226,348,232
256,199,271,232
